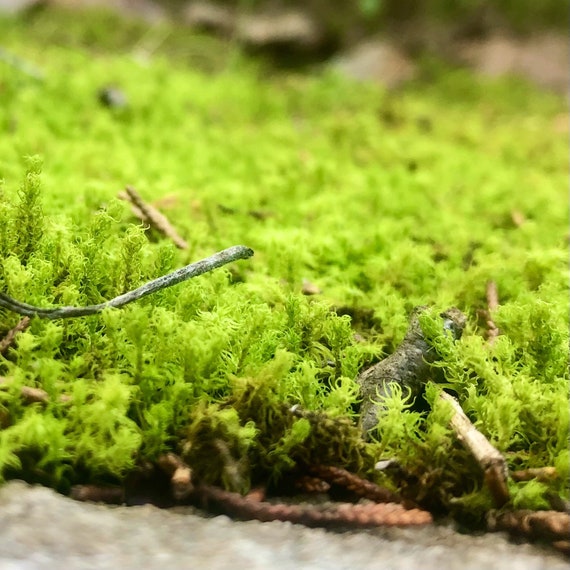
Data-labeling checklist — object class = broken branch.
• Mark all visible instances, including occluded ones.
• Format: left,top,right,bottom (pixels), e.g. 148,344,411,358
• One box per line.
196,484,432,527
439,391,509,507
0,245,253,319
488,510,570,554
156,452,194,500
0,317,31,354
484,280,499,344
120,185,188,250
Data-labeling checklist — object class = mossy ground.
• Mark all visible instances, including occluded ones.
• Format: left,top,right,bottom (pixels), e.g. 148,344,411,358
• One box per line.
0,7,567,524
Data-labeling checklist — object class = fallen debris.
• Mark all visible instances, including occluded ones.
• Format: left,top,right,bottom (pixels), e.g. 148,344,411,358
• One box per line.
488,509,570,554
484,280,500,345
119,185,189,250
0,316,30,354
156,452,194,500
511,467,558,483
146,452,433,529
0,376,70,405
308,464,418,508
357,306,467,435
70,484,125,504
0,245,253,319
440,391,509,507
196,484,432,527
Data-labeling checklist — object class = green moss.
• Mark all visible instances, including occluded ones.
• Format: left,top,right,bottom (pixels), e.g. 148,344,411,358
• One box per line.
0,7,567,522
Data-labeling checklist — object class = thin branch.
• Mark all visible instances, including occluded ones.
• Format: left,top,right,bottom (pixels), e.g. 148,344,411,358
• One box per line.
0,317,31,354
511,467,558,482
308,464,418,509
71,485,125,504
488,510,570,554
120,186,189,250
439,391,510,507
0,245,253,319
156,452,194,500
485,280,499,345
195,484,433,527
294,475,331,494
0,376,71,405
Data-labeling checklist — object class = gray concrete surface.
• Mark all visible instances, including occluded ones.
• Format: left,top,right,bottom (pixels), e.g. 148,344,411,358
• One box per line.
0,481,566,570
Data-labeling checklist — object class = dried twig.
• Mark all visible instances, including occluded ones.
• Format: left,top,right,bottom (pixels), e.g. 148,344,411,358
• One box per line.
196,484,432,527
0,245,253,319
440,391,509,507
120,186,188,249
71,484,125,504
488,510,570,554
156,453,194,500
294,475,331,494
484,280,499,345
0,376,70,405
308,465,417,508
511,467,558,482
0,317,31,354
150,452,431,528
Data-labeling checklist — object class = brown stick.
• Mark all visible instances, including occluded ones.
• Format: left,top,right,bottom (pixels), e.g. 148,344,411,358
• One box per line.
156,452,194,499
196,484,432,527
71,484,125,504
488,510,570,554
439,391,510,507
0,317,31,354
0,376,70,405
485,281,499,344
119,185,189,250
294,475,331,494
511,467,558,482
308,464,418,509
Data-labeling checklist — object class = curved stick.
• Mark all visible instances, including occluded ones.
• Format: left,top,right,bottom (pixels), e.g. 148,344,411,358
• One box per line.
0,245,253,320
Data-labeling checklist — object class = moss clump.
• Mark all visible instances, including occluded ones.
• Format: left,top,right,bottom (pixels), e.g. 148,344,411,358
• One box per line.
0,7,567,523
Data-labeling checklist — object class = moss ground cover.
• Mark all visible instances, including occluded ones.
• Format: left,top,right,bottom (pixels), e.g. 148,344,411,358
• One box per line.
0,8,567,523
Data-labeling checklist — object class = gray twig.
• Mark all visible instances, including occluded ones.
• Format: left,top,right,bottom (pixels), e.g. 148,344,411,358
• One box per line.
0,245,253,320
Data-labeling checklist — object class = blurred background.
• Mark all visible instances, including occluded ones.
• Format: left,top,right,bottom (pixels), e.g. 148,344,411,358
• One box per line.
1,0,567,92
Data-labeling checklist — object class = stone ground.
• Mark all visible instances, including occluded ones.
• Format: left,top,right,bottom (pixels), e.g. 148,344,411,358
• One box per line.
1,0,568,91
0,482,567,570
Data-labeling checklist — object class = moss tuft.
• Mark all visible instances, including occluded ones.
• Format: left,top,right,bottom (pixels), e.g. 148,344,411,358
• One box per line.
0,7,567,523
